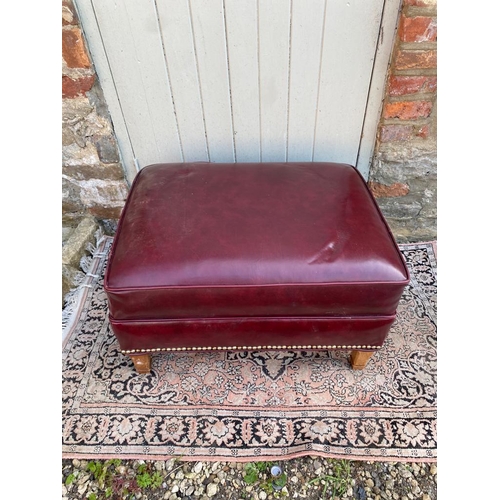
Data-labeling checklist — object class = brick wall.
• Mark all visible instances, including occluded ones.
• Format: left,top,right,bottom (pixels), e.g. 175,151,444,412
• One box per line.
368,0,437,242
62,0,128,232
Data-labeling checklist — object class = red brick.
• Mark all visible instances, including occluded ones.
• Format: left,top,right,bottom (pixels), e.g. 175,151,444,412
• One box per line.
416,124,430,138
388,76,437,96
62,27,91,68
379,124,413,142
383,100,433,120
62,75,95,98
395,50,437,70
368,182,410,198
399,16,437,43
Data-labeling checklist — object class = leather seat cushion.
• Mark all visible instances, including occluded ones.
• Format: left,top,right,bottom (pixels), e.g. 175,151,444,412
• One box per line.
104,162,409,321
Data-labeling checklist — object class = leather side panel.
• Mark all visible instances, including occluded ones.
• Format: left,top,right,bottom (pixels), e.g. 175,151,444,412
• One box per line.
109,315,395,352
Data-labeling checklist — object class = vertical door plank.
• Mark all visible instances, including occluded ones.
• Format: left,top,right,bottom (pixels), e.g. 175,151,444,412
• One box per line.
258,0,291,162
190,0,234,162
224,0,260,162
287,0,325,161
156,0,209,162
313,0,385,166
91,0,182,167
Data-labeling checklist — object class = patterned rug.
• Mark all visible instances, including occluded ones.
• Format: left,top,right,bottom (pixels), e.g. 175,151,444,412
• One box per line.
62,237,437,462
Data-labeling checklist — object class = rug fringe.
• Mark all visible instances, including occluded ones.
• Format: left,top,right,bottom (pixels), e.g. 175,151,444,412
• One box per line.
62,276,84,330
62,227,107,338
80,226,105,274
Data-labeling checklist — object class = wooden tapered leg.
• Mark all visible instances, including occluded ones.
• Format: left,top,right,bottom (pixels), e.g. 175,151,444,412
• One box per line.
350,350,375,370
130,354,151,374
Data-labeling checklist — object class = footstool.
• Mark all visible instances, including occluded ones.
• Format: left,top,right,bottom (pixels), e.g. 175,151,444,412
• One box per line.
104,162,409,374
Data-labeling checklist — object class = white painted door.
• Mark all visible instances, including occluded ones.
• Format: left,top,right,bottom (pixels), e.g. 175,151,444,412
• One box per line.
74,0,401,183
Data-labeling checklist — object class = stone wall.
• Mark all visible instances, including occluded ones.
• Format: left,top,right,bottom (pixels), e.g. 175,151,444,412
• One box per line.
62,0,128,234
368,0,437,242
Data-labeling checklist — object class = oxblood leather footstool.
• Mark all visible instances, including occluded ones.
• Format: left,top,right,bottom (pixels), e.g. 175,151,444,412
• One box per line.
104,162,409,374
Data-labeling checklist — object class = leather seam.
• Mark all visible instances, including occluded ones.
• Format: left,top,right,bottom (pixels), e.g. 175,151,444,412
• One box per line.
104,280,409,292
109,314,396,324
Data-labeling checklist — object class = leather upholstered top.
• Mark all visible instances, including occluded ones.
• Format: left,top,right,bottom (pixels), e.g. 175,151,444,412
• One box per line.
104,162,409,320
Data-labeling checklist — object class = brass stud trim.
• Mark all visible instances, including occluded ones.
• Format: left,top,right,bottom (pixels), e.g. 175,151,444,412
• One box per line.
123,344,382,355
